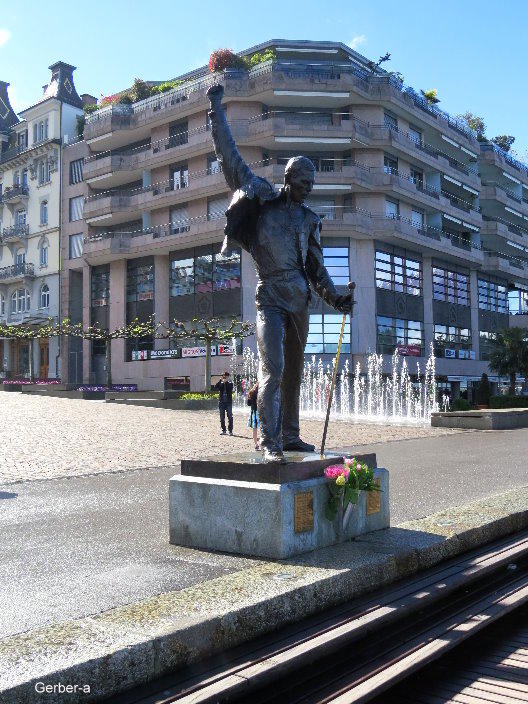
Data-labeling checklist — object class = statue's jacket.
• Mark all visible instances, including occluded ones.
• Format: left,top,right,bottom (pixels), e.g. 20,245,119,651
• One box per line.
209,98,340,314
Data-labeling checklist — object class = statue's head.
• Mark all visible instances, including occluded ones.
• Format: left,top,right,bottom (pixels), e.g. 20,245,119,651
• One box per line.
284,156,316,203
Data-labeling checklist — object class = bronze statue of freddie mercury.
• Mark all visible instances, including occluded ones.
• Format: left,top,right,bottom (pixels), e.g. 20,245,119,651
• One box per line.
207,84,353,462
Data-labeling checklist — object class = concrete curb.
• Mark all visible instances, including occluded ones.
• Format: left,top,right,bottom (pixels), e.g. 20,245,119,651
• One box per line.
2,486,528,703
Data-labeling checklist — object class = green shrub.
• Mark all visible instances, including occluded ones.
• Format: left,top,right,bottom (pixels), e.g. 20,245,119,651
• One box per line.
475,373,491,405
450,398,472,411
75,115,85,138
151,80,183,95
246,48,276,68
490,395,528,408
83,103,99,114
118,94,133,104
130,78,152,102
180,392,219,401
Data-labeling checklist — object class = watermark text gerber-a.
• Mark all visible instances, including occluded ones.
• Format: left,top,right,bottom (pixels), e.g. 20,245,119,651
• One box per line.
35,682,91,695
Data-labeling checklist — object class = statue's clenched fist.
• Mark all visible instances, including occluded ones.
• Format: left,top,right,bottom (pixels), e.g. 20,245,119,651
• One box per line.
206,84,224,104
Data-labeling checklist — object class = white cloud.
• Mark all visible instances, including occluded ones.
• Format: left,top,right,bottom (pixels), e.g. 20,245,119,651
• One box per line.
0,28,11,47
348,35,367,50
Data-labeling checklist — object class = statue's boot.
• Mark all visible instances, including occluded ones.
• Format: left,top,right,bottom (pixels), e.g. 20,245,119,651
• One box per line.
263,448,287,464
283,438,315,452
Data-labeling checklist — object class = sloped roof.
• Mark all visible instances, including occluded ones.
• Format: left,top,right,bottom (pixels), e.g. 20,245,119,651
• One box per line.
0,81,19,133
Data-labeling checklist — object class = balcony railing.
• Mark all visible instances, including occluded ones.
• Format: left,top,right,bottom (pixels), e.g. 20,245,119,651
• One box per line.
1,185,29,203
369,123,479,177
1,224,29,241
482,214,528,239
0,262,35,280
481,143,528,179
84,60,478,144
0,137,58,166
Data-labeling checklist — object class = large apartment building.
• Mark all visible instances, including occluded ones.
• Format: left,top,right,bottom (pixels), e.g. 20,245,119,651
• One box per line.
72,39,528,393
0,64,83,379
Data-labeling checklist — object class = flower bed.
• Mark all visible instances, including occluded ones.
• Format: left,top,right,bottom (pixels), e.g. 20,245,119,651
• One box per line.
76,384,138,392
2,379,61,386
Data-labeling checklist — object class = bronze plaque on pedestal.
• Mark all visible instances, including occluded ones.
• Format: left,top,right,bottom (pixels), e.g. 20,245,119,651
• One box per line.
294,491,314,533
366,479,381,515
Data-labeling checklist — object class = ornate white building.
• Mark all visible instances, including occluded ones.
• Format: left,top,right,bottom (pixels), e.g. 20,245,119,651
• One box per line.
0,63,83,379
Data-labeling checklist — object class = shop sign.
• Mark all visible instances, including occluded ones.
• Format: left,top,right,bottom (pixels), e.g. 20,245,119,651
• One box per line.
444,348,456,359
217,344,235,356
182,346,217,358
150,349,180,359
397,344,421,357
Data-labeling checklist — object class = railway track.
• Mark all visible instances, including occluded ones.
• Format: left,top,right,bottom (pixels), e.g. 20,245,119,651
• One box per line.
108,530,528,704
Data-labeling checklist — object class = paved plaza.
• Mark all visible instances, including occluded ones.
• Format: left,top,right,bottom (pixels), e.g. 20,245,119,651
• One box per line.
1,393,528,641
0,394,456,484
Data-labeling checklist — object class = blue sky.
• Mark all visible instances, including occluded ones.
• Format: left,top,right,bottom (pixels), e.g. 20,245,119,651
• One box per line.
1,0,527,157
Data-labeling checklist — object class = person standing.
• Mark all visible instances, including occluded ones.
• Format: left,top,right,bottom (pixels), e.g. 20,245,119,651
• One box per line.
215,371,234,436
247,382,260,450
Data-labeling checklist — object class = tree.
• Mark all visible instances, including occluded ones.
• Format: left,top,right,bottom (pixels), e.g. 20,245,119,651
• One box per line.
421,89,440,105
366,52,391,74
492,135,515,153
167,318,255,392
459,112,486,140
488,327,528,396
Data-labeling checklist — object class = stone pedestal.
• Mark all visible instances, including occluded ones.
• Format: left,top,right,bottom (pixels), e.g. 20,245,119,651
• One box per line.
169,451,390,559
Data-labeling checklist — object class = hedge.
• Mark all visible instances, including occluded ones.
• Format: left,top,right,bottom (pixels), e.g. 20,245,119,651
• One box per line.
489,395,528,409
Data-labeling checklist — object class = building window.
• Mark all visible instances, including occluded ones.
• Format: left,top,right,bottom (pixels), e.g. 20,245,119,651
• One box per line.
170,204,189,234
91,265,110,307
433,266,469,306
306,313,351,354
33,124,38,143
16,249,26,265
509,289,528,315
69,159,84,185
40,243,48,267
409,126,422,144
46,160,52,183
385,198,399,219
126,259,154,303
375,250,422,296
478,278,507,313
322,246,349,286
40,284,50,309
22,169,28,187
411,210,424,230
16,209,26,227
384,111,398,131
383,154,398,175
40,200,48,226
0,293,4,316
410,167,423,189
69,196,84,222
170,163,188,190
69,233,84,259
377,316,424,356
479,331,496,361
11,288,30,314
207,154,221,175
13,171,19,186
168,120,188,149
434,325,471,356
169,245,242,321
207,195,229,221
38,161,46,185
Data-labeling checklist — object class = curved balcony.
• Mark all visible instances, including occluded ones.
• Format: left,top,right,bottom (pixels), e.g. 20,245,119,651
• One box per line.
1,185,29,206
84,61,478,152
480,143,528,187
369,125,480,189
1,224,29,243
0,262,35,284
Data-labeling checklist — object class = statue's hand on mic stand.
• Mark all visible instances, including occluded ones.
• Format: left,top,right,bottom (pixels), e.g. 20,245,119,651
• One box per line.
333,282,356,314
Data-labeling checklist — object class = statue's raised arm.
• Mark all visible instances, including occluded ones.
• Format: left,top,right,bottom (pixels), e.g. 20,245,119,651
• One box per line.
207,84,254,191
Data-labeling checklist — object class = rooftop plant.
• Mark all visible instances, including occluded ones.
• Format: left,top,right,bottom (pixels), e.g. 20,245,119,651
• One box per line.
209,48,248,73
492,134,516,153
421,88,440,105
